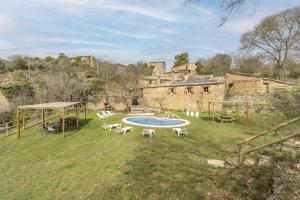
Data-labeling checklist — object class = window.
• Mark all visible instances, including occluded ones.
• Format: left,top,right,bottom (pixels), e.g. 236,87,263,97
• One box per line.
169,88,176,94
203,86,209,93
186,87,193,94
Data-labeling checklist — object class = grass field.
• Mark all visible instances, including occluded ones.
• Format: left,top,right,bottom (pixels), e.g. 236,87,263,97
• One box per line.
0,111,294,199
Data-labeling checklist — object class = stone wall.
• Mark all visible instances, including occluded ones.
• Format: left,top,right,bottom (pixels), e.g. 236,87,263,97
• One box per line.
262,79,294,93
81,56,97,68
227,73,265,96
143,83,224,112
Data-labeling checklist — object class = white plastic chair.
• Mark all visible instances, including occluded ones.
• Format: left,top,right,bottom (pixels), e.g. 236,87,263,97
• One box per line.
107,110,115,116
195,112,199,118
116,126,133,135
97,113,106,120
102,111,110,118
186,110,190,116
190,111,195,117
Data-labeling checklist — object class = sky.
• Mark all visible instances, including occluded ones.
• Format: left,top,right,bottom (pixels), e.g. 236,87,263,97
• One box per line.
0,0,299,67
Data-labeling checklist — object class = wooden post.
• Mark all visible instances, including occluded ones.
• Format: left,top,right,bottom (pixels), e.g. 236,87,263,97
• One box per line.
208,102,211,119
45,110,47,122
61,109,65,137
16,108,21,138
238,144,243,164
6,123,9,136
42,109,45,126
246,104,249,119
76,105,79,128
84,102,87,120
22,117,25,130
212,103,215,121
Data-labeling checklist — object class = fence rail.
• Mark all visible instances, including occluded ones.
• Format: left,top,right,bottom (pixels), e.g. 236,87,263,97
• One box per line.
0,114,41,136
238,116,300,164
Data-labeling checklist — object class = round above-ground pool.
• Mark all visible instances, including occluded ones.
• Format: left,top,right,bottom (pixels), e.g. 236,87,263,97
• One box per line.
123,116,189,128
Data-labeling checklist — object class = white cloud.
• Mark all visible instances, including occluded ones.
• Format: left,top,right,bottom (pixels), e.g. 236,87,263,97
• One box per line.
100,26,159,40
96,1,180,22
39,38,120,47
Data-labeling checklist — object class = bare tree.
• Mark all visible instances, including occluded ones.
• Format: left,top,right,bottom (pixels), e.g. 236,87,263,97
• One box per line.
241,7,300,79
183,0,253,25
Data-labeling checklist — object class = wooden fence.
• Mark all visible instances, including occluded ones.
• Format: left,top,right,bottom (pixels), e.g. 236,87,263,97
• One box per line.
0,114,42,136
238,116,300,164
0,107,85,136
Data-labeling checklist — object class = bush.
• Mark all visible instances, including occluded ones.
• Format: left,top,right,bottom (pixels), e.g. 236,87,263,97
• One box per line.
270,90,300,117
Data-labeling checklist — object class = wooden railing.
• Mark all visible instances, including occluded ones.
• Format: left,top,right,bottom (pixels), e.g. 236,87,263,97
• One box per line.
0,114,42,136
238,116,300,164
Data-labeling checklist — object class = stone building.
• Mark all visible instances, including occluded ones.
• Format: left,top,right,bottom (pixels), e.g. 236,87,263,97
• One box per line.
227,72,294,96
141,77,225,112
135,63,295,112
150,61,166,76
170,63,197,75
71,55,98,68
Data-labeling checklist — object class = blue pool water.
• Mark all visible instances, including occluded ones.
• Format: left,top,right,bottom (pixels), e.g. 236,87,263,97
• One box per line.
123,116,189,128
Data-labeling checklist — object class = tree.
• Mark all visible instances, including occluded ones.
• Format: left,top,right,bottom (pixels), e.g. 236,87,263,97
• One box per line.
0,58,6,73
88,79,105,107
236,56,262,74
195,59,212,75
208,53,232,76
184,0,252,26
45,56,54,62
173,52,189,68
241,7,300,79
286,59,300,79
58,53,68,60
9,56,27,70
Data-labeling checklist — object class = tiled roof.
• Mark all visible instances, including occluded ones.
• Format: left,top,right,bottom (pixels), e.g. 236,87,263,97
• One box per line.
171,78,221,86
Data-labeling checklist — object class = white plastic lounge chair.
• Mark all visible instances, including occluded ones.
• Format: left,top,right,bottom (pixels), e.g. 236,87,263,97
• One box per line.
186,110,190,116
107,110,115,116
141,129,155,137
105,111,115,117
115,126,133,135
173,128,189,137
190,111,195,117
195,112,199,118
97,113,107,120
102,111,110,118
102,124,121,130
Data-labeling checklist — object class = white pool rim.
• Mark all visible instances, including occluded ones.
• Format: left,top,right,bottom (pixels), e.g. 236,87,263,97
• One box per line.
122,116,190,128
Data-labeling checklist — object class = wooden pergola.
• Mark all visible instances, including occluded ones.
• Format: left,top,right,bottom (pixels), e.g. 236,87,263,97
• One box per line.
16,102,84,138
208,100,265,121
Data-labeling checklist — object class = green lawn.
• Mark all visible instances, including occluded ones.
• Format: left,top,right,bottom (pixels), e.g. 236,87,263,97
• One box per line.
0,111,293,199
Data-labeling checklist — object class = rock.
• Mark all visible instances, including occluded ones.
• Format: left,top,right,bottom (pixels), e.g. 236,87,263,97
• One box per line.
226,157,239,166
258,155,272,166
281,147,294,152
294,163,300,171
243,158,256,166
294,141,300,148
283,139,297,148
207,159,225,168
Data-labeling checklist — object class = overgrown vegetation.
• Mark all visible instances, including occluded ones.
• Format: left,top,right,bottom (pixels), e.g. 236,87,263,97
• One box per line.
0,55,152,123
